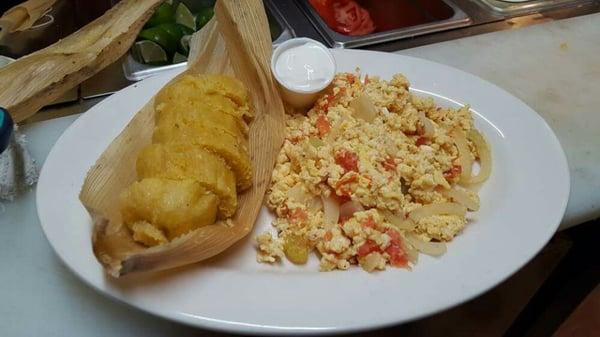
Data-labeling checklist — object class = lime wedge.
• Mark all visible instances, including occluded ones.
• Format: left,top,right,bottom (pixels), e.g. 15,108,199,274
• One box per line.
156,23,184,42
132,40,168,65
173,52,188,64
175,3,196,31
138,26,178,55
195,6,214,30
144,3,175,28
179,35,192,55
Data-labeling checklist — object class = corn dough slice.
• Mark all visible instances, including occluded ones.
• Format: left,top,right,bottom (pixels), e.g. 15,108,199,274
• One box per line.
153,122,253,190
120,178,219,242
155,74,254,120
156,102,246,140
137,143,238,218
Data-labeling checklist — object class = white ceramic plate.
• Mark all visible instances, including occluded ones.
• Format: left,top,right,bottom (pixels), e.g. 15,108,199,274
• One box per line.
37,49,569,335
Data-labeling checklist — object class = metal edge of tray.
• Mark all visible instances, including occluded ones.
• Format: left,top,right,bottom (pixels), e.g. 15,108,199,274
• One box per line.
294,0,472,49
122,1,296,82
475,0,596,16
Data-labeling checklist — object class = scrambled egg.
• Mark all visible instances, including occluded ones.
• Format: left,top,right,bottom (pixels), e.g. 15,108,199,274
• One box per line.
258,72,482,272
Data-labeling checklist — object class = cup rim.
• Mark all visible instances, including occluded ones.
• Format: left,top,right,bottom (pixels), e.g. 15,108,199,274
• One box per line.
270,37,336,94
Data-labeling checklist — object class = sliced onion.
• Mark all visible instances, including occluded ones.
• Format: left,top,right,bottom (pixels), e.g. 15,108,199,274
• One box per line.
339,200,365,219
382,210,416,231
449,129,473,185
467,129,492,184
406,233,447,257
402,236,419,264
307,196,323,212
350,93,378,122
440,187,480,211
321,195,340,225
418,111,435,138
409,202,467,222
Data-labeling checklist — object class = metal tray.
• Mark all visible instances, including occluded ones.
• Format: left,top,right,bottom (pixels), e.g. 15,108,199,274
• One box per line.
475,0,595,16
122,0,295,81
294,0,472,48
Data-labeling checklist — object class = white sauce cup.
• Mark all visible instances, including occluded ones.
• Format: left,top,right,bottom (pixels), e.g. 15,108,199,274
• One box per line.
271,37,336,109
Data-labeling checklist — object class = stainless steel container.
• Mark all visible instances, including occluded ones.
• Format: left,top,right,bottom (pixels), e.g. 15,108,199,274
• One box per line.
294,0,471,48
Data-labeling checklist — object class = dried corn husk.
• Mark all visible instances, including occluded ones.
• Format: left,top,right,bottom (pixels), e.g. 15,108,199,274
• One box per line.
0,0,163,123
80,0,286,277
0,0,57,35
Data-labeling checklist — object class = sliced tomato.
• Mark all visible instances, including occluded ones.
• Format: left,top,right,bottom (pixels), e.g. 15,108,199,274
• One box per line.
310,0,375,36
309,0,336,28
333,1,375,36
316,114,331,137
335,150,359,172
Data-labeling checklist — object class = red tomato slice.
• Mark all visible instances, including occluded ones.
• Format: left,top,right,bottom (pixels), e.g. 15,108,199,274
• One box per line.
310,0,375,36
333,1,375,36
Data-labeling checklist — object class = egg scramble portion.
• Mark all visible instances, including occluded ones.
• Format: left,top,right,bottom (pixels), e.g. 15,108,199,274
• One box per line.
257,72,491,272
119,74,253,247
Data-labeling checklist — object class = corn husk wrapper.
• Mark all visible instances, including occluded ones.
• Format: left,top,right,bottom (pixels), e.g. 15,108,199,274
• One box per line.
0,0,57,35
0,0,163,123
80,0,286,277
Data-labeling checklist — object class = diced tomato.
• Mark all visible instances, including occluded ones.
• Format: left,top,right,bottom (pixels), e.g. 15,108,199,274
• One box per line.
364,74,370,85
319,87,346,112
386,228,401,244
443,165,462,180
415,137,429,146
386,245,408,267
335,173,357,196
335,150,359,172
288,208,308,224
324,231,333,241
361,216,376,228
316,114,331,137
382,156,396,171
357,239,380,257
385,229,408,267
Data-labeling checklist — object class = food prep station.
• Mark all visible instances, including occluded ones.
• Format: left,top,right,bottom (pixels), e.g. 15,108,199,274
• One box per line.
123,0,600,81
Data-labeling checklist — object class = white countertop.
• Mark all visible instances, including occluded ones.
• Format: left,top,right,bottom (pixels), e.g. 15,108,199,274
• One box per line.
1,13,599,337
